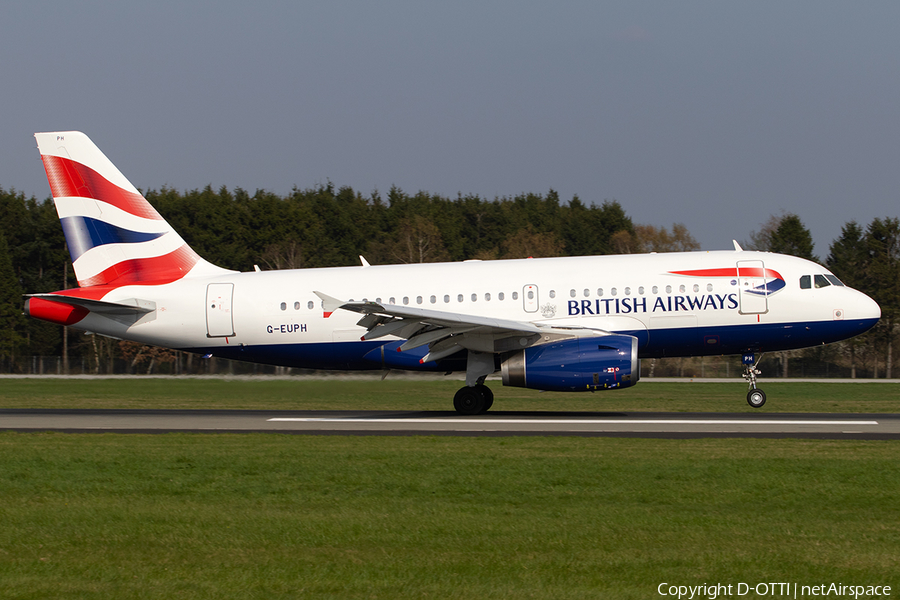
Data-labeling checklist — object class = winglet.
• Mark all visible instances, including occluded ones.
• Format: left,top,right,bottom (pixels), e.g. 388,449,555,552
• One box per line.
313,291,345,318
733,240,744,251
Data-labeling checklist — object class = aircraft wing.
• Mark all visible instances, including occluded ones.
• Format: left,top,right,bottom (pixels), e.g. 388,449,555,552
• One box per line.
314,291,599,363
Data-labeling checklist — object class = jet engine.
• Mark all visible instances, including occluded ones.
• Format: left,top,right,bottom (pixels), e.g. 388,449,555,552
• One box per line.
500,335,640,392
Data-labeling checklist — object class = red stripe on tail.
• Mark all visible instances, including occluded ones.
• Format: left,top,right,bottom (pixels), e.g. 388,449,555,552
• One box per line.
41,155,162,221
77,244,201,287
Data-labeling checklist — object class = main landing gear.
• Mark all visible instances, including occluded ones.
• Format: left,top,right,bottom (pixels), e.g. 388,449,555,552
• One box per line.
453,350,496,415
453,384,494,415
742,353,766,408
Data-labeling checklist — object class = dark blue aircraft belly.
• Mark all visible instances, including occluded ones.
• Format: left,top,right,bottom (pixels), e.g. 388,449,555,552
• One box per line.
636,317,879,358
182,317,878,369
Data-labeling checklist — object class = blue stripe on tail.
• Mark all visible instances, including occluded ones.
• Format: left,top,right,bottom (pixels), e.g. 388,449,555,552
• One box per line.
60,216,166,261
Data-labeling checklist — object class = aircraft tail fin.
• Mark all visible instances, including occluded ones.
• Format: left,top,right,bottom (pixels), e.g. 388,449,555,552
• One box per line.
34,131,230,288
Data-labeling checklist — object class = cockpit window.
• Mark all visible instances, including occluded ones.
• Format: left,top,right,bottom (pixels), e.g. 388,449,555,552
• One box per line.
801,274,845,290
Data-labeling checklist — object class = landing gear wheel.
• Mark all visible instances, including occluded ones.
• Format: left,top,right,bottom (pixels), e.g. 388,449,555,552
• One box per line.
454,386,486,415
477,384,494,412
747,388,767,408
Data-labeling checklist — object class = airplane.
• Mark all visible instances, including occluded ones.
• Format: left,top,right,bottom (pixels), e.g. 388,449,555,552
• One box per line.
24,132,881,414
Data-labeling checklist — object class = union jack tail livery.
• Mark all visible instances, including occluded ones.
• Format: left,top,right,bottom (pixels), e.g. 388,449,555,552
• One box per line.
34,132,226,288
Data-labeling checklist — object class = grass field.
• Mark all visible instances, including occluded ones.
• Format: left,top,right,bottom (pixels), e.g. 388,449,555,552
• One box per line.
1,434,899,599
1,379,899,598
1,377,899,412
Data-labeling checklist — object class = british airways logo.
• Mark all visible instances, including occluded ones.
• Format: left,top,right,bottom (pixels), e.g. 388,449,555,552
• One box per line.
670,267,786,297
566,266,784,316
568,294,738,316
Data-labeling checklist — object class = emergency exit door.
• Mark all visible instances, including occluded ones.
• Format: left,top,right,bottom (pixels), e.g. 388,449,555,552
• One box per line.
206,283,235,337
523,284,539,313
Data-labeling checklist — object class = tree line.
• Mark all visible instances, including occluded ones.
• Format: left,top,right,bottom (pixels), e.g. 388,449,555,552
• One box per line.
0,184,897,377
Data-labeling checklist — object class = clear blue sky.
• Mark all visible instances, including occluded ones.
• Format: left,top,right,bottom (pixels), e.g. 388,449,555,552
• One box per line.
2,1,898,256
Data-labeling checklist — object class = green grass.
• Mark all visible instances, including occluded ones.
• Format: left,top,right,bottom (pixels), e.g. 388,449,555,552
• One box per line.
0,434,898,599
0,377,899,412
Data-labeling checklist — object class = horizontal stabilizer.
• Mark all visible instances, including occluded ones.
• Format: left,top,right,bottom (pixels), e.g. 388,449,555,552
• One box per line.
24,293,156,327
26,294,155,316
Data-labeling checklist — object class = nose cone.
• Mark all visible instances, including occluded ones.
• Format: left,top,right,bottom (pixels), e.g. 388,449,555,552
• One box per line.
851,289,881,334
867,294,881,320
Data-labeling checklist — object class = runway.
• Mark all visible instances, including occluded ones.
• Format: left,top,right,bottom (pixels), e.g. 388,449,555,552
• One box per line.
2,409,899,439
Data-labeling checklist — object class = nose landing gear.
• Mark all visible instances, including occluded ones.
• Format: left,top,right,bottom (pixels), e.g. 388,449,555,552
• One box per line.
742,353,766,408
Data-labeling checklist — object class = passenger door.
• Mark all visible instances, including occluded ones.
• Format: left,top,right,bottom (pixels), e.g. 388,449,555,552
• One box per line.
206,283,235,337
737,260,768,315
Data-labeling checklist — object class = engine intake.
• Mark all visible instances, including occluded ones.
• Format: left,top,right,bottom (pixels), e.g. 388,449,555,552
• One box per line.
501,335,640,392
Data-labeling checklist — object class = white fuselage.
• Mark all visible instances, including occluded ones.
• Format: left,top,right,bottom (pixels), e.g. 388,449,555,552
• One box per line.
71,250,880,370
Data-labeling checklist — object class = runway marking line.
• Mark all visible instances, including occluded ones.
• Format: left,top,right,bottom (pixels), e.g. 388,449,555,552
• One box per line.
267,418,879,426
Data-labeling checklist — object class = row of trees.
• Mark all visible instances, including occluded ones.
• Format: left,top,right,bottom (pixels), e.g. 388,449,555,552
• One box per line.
0,183,897,377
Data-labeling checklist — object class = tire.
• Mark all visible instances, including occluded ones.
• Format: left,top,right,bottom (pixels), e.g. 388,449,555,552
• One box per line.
747,388,767,408
453,386,486,415
477,384,494,412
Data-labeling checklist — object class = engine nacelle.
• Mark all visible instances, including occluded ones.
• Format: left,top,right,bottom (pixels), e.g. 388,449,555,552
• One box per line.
501,335,640,392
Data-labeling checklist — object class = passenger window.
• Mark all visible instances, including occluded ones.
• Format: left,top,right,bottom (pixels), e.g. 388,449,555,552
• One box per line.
706,283,713,292
430,295,436,304
570,289,576,298
638,286,645,295
666,285,672,294
597,288,603,297
403,296,409,305
471,293,477,302
307,301,314,310
444,295,450,303
389,297,396,304
611,288,618,296
485,293,491,301
512,291,519,300
814,275,831,289
294,301,300,310
652,286,658,294
280,302,286,311
800,275,811,289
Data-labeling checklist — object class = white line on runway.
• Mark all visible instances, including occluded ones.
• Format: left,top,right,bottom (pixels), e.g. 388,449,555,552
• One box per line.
267,418,879,425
